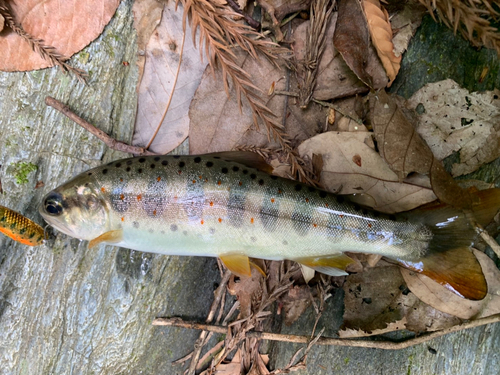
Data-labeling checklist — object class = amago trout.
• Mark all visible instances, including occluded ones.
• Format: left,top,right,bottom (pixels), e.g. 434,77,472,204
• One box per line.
39,152,500,300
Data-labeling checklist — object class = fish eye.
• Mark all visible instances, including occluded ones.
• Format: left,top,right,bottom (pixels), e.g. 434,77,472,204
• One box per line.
43,192,64,216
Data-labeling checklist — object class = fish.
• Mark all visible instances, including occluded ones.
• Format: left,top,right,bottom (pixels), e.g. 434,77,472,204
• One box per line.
39,152,500,300
0,205,46,246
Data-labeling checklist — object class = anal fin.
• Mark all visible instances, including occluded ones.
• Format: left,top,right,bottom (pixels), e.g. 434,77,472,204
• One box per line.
220,254,252,277
89,229,123,249
293,253,356,277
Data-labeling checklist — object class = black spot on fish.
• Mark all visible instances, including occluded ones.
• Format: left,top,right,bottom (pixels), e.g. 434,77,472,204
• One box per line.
87,172,92,176
221,167,228,174
162,160,168,166
115,163,122,168
133,221,139,228
19,228,26,235
179,161,185,168
282,240,288,245
194,157,201,163
294,184,302,192
102,169,108,175
137,168,143,174
243,169,248,175
206,161,214,168
150,164,155,169
213,156,220,159
336,195,345,204
139,158,146,163
154,157,160,162
250,174,257,180
126,167,131,172
173,155,180,159
308,186,315,193
319,191,327,198
258,179,264,186
232,166,239,172
270,175,278,180
170,224,178,231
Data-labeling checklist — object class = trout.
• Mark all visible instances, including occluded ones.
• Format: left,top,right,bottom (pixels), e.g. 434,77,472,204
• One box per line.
0,205,45,246
39,152,499,300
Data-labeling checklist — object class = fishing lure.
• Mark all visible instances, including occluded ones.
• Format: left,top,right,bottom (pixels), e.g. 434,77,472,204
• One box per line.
0,205,45,246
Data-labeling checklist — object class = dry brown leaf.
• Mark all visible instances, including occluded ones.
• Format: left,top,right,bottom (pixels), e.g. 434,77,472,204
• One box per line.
280,285,313,326
401,249,500,320
407,79,500,177
369,90,472,209
0,0,120,71
215,349,242,375
189,49,325,154
297,131,437,213
292,13,368,101
227,266,265,319
132,2,208,154
333,0,388,89
389,1,426,57
339,318,408,338
362,0,401,85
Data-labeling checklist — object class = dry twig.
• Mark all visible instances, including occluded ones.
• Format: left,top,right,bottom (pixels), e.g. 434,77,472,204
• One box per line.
0,1,87,81
45,97,156,156
153,312,500,351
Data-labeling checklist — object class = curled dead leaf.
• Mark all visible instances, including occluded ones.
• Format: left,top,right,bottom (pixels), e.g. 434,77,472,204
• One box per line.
362,0,401,85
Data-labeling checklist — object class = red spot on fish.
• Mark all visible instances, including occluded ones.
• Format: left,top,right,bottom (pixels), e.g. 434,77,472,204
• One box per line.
137,195,142,201
278,189,282,194
368,223,372,228
153,210,157,216
217,180,222,185
205,178,208,182
200,220,204,225
178,170,182,175
121,217,124,222
313,223,317,228
218,218,222,223
210,201,214,207
101,187,106,192
251,218,254,224
305,198,309,203
325,203,329,208
271,198,275,203
199,175,203,179
157,176,161,182
239,181,242,186
120,178,123,182
120,194,125,200
339,214,344,218
192,180,196,184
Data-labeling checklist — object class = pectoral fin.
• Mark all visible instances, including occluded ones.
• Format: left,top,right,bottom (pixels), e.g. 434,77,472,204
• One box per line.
88,229,123,249
293,253,356,277
220,254,252,277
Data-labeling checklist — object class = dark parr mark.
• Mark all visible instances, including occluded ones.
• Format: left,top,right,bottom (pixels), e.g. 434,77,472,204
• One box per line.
227,192,246,228
133,221,139,228
259,186,279,232
291,209,312,237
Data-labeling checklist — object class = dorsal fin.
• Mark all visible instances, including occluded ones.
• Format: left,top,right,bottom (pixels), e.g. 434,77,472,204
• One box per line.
204,151,273,173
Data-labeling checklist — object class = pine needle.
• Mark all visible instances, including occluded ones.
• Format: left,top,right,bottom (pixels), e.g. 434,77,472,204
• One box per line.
419,0,500,53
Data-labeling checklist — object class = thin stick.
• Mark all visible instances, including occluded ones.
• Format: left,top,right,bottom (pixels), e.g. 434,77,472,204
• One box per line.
312,98,364,125
45,97,157,156
153,313,500,350
186,270,232,375
226,0,260,29
145,28,186,150
476,224,500,258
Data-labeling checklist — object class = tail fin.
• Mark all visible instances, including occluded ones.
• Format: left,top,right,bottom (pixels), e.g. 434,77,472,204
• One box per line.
397,188,500,300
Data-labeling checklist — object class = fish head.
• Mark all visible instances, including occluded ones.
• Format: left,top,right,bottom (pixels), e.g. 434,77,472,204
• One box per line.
39,174,109,241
